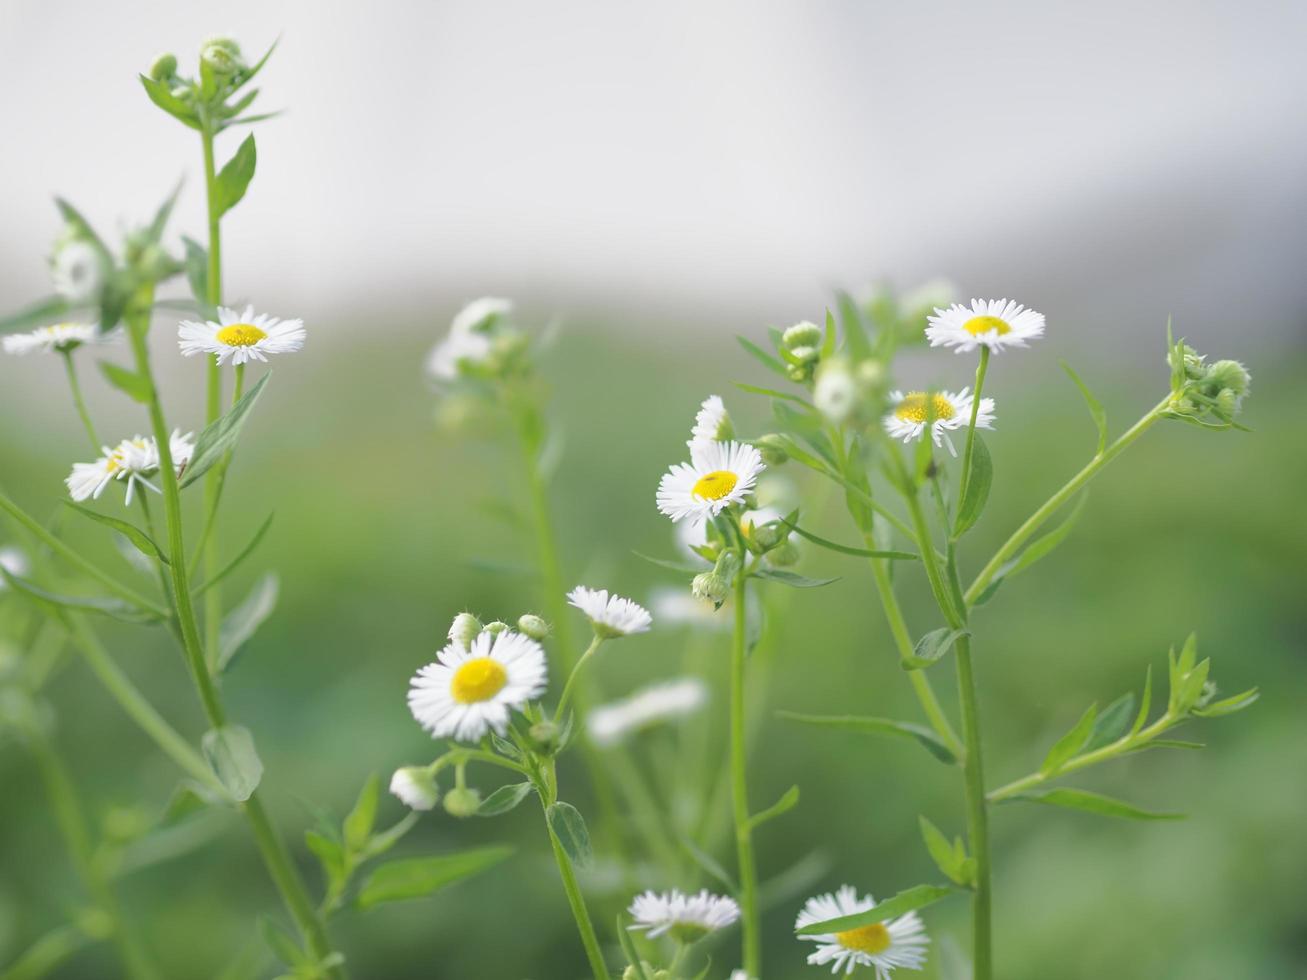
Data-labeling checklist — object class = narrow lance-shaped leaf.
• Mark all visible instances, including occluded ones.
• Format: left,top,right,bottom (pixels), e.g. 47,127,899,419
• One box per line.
354,845,514,910
737,335,788,378
752,568,840,589
902,627,969,671
1061,361,1108,456
748,785,800,831
795,884,958,935
779,514,917,560
779,711,956,765
201,726,263,802
1084,692,1136,752
182,236,209,307
98,360,153,404
217,574,279,672
193,512,275,597
1041,703,1098,775
181,372,271,487
0,569,162,624
546,802,592,868
343,773,381,851
919,816,970,887
65,502,169,566
139,74,201,128
214,134,257,218
476,782,534,817
954,432,993,536
1005,787,1184,821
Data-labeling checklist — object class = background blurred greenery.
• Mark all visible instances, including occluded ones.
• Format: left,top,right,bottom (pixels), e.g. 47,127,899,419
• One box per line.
0,319,1303,979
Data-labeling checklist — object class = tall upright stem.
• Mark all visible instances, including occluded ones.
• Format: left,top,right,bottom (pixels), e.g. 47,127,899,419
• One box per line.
199,122,226,677
729,572,760,976
122,296,340,976
954,634,992,979
60,350,100,450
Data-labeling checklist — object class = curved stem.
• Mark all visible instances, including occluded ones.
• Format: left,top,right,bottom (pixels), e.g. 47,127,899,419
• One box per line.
729,572,761,976
964,400,1168,605
554,635,604,722
60,350,100,451
954,634,992,979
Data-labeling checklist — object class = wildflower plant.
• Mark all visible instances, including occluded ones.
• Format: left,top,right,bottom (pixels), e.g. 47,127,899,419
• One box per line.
728,287,1256,977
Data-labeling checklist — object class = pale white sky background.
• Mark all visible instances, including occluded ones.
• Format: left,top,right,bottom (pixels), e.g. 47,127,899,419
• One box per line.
1,0,1304,351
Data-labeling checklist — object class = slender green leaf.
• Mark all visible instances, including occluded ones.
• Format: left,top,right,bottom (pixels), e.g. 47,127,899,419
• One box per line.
193,512,275,597
1192,687,1259,718
1061,361,1108,456
65,503,169,565
1041,704,1098,775
476,782,534,817
779,517,916,560
182,236,209,306
836,290,872,359
796,884,958,935
97,360,152,404
139,74,200,128
779,711,956,765
304,830,346,887
0,921,94,980
259,915,307,969
919,816,970,887
1007,787,1184,821
181,373,271,487
361,812,419,861
217,574,279,672
632,551,703,575
733,381,811,406
615,915,652,980
737,335,787,377
214,134,257,217
902,627,968,671
355,845,513,909
821,309,837,357
954,433,992,536
748,785,799,831
1084,693,1136,752
1,295,69,332
752,568,839,588
344,773,380,851
0,569,161,623
546,802,592,868
1007,492,1090,579
1131,666,1153,735
679,836,737,894
201,726,263,802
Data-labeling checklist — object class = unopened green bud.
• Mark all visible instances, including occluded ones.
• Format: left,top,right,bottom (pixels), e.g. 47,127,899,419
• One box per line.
1206,359,1251,398
200,37,244,76
749,521,784,551
788,344,820,364
448,612,482,648
692,572,729,606
1214,388,1240,418
529,719,562,754
1168,343,1205,381
149,53,178,82
753,434,789,466
442,786,481,818
786,362,814,383
390,767,440,811
767,540,801,566
517,614,551,641
856,358,886,388
782,321,822,350
622,965,672,980
483,621,511,636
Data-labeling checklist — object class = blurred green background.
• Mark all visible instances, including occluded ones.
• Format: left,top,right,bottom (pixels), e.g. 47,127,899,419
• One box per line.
1,318,1303,979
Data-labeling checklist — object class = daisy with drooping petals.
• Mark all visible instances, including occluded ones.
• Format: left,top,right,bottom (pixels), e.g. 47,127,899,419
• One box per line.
426,327,493,382
407,629,547,742
796,885,929,977
690,394,733,447
51,240,107,304
451,297,514,336
882,388,994,457
567,586,652,638
587,677,708,746
388,767,439,811
925,298,1044,353
628,889,740,942
65,430,196,505
2,322,115,356
657,440,765,525
178,305,306,366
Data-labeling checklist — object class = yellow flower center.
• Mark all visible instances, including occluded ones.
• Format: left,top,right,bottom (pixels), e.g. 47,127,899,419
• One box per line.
216,323,268,347
962,315,1010,336
450,657,508,704
836,922,892,954
692,469,739,501
894,392,955,424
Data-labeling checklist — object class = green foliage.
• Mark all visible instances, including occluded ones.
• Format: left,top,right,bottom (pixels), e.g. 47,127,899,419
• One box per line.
748,785,800,831
795,883,958,934
779,711,957,765
354,846,513,910
919,816,975,888
97,361,152,404
954,433,992,536
214,135,258,218
902,627,969,671
1006,788,1183,821
64,503,169,566
476,782,535,817
546,802,592,868
217,574,279,672
201,726,263,803
181,373,271,487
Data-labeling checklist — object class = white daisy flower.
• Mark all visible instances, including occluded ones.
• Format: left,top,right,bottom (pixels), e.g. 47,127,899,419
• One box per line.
814,360,859,423
51,240,107,304
690,394,733,447
925,298,1044,353
567,586,652,638
2,322,114,356
426,327,493,382
587,678,708,746
656,441,765,525
178,305,306,366
796,885,929,978
451,297,514,336
628,889,740,942
65,430,196,505
0,546,30,588
882,388,994,457
407,629,548,743
389,766,439,811
649,586,729,630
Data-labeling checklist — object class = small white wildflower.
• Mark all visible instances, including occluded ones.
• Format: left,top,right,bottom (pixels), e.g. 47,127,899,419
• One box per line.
407,630,548,743
587,678,708,746
426,328,493,382
690,394,733,447
795,885,929,978
883,389,994,457
51,241,107,304
925,298,1044,353
814,360,859,424
0,546,30,588
2,322,115,357
451,297,513,336
65,430,195,505
178,305,306,366
657,441,765,525
628,889,740,942
567,586,652,638
389,767,439,811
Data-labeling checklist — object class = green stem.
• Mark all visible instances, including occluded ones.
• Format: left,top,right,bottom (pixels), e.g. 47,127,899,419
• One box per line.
25,724,157,980
60,350,100,450
554,635,604,721
537,764,609,980
123,297,340,976
902,482,965,630
953,347,989,532
964,399,1168,605
199,120,226,685
730,572,760,976
954,635,992,979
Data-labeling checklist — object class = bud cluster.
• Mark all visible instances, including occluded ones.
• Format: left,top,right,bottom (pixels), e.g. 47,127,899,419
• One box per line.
1166,341,1251,426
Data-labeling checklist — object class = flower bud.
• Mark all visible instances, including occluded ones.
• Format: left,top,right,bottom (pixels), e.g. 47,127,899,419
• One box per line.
753,434,789,466
1205,359,1251,398
149,53,178,82
691,572,729,606
1167,343,1205,381
200,37,244,76
786,362,814,383
622,966,672,980
50,239,107,305
782,321,822,350
517,614,551,641
483,620,511,636
856,358,886,388
788,344,820,365
442,786,481,818
390,767,439,811
767,540,800,567
528,719,563,754
448,612,482,649
749,521,784,551
814,359,859,424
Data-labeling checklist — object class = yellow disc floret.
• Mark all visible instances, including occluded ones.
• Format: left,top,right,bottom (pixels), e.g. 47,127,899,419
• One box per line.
962,315,1010,336
692,469,738,501
450,657,508,704
216,323,268,347
836,922,892,954
894,392,956,424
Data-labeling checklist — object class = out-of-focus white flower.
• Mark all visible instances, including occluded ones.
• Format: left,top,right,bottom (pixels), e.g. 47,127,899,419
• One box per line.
179,305,306,366
925,298,1044,354
587,678,708,746
657,441,765,525
795,885,929,977
0,546,30,588
389,767,439,811
883,389,994,457
628,889,740,942
2,322,114,356
426,327,493,382
568,586,652,638
814,360,859,423
451,297,513,336
51,241,107,304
